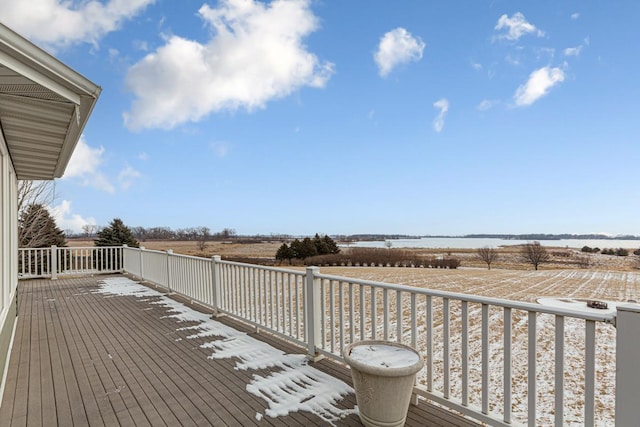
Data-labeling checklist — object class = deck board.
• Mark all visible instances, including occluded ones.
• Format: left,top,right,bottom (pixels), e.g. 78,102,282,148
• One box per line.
1,276,481,426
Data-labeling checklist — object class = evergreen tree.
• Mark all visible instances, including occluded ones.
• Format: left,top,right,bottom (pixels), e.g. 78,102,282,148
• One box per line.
322,235,340,254
289,239,303,259
313,233,330,255
299,237,318,258
19,203,66,248
275,243,294,261
95,218,139,247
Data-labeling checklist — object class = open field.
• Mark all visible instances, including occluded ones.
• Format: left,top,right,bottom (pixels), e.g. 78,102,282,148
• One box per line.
68,239,640,271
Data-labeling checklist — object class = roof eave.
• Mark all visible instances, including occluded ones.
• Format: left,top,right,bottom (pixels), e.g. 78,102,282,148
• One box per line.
0,23,101,180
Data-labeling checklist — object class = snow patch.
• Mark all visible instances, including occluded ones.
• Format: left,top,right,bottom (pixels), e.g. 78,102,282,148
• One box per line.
537,297,618,315
96,277,355,425
348,344,420,368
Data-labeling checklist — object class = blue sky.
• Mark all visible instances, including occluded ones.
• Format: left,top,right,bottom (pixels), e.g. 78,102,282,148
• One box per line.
3,0,639,236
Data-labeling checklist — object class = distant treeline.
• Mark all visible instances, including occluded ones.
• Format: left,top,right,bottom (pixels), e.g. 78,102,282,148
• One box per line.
463,233,640,241
280,248,461,269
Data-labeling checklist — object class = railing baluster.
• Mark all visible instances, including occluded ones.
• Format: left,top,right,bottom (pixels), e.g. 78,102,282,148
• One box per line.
426,295,433,392
269,270,274,329
528,311,537,427
396,290,402,343
349,283,354,344
555,315,565,427
461,301,469,407
289,274,294,338
233,265,239,315
585,320,596,427
281,272,286,333
339,281,345,354
330,280,335,354
383,288,389,341
320,278,326,350
295,275,300,339
360,285,365,341
275,271,280,332
504,307,512,424
482,303,489,414
371,287,377,340
253,268,259,322
443,298,450,399
258,269,264,325
410,293,417,349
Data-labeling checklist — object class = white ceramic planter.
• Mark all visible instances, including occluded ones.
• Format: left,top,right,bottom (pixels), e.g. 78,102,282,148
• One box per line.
343,340,424,427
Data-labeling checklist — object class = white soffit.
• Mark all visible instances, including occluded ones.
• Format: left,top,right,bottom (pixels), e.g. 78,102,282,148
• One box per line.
0,23,101,180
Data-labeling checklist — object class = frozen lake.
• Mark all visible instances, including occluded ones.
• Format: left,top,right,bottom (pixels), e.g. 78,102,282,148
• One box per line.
343,237,640,250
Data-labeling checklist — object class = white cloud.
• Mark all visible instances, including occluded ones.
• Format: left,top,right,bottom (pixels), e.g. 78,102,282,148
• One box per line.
564,46,583,57
138,152,149,161
118,165,142,190
63,136,115,193
571,13,580,20
0,0,155,49
513,66,565,107
374,28,425,77
124,0,333,131
47,200,96,234
432,98,449,133
471,61,483,71
477,99,497,111
494,12,544,41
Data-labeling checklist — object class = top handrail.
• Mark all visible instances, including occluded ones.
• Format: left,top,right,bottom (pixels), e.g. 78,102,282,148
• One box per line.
315,271,617,323
217,258,306,276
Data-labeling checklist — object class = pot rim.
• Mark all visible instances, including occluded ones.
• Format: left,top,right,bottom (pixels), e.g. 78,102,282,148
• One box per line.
342,340,424,377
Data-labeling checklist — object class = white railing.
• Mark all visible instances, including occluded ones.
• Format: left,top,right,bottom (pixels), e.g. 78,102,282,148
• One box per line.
20,245,640,426
311,271,619,426
18,246,124,279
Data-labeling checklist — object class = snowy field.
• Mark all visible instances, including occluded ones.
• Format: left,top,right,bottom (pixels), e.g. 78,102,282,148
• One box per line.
316,267,637,426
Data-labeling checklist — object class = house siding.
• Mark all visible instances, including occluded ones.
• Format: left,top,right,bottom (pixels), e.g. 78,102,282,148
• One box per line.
0,129,18,394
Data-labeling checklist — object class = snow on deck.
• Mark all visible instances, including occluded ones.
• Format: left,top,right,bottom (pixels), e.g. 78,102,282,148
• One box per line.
94,277,356,425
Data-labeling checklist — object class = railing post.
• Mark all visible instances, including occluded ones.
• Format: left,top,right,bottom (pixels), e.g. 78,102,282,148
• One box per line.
615,304,640,426
121,244,127,273
166,250,173,292
305,266,323,361
139,247,145,281
211,255,221,317
51,245,58,280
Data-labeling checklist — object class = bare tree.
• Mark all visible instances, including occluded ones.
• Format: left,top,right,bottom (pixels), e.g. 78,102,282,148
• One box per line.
195,226,211,252
385,240,393,249
82,224,98,239
17,181,56,247
477,246,499,270
574,254,592,269
521,241,550,270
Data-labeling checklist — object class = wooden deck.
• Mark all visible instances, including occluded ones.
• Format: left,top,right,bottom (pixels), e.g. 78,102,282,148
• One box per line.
0,276,481,426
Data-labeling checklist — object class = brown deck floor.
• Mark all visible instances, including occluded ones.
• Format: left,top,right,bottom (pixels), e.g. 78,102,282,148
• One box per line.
0,276,481,427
